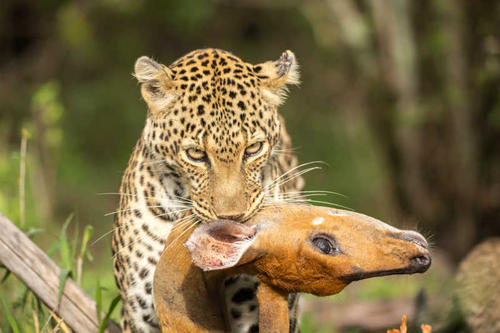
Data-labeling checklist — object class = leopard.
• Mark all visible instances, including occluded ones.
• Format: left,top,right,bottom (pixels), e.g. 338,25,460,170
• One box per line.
111,48,305,333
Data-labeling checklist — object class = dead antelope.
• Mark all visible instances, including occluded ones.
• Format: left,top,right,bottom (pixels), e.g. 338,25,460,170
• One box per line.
154,205,431,332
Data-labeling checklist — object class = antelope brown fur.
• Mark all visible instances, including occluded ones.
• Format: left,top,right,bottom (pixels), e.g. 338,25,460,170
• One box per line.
154,205,431,332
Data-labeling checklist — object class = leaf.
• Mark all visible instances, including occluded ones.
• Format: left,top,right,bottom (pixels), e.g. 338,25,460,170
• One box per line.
1,268,11,284
60,213,74,270
25,228,44,239
47,239,61,258
20,286,31,309
2,297,20,333
98,295,121,333
71,221,80,264
79,225,94,260
57,268,72,309
96,279,102,323
21,128,31,139
61,235,71,270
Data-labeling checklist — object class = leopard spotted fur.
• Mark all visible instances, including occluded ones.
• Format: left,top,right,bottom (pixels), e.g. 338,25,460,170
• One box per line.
112,48,304,332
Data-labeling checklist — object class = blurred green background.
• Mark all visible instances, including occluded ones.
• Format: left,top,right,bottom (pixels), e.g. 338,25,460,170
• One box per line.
0,0,498,332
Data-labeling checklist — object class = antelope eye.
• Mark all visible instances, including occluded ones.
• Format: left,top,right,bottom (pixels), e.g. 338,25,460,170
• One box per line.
312,236,337,255
245,142,264,157
186,148,207,162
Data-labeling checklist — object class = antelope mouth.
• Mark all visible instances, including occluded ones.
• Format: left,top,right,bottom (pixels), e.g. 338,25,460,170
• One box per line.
340,253,431,281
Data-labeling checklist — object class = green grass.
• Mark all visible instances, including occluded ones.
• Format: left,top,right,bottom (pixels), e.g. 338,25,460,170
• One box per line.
0,214,121,332
0,138,121,332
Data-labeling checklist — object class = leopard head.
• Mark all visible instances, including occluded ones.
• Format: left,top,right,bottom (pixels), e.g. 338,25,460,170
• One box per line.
134,49,299,222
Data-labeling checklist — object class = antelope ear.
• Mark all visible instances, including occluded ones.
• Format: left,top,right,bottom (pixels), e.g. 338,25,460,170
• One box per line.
254,50,300,105
184,221,258,271
134,56,176,114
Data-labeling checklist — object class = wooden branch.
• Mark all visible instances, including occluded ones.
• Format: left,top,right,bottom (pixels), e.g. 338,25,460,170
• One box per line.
0,211,121,333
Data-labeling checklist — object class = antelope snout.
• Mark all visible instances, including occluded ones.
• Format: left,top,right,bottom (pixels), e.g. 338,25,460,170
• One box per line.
389,230,431,273
409,253,432,273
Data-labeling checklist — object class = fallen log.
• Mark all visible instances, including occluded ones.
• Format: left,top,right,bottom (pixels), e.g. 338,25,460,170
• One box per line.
0,211,120,333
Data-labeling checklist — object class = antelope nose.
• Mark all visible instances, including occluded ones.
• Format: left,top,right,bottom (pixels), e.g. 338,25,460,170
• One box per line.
410,253,431,273
388,230,432,273
402,231,431,273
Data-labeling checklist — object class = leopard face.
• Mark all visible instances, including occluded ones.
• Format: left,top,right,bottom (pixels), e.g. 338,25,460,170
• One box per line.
134,48,300,222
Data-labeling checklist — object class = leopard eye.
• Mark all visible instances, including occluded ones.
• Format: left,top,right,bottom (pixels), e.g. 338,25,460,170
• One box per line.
244,142,264,157
186,148,207,162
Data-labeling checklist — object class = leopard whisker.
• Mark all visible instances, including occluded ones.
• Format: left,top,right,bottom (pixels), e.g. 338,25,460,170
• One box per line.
104,206,188,217
95,209,191,246
271,193,340,201
170,219,197,233
168,196,193,203
150,209,193,222
112,233,151,260
170,215,197,231
264,197,352,211
138,159,170,166
267,166,321,192
98,192,193,203
92,228,119,246
264,161,326,191
163,220,200,252
277,190,347,198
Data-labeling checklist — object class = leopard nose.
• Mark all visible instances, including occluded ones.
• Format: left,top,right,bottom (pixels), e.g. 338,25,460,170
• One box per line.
217,213,245,221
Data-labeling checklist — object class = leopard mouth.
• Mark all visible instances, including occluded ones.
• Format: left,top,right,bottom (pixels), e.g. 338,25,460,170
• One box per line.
191,188,266,223
191,205,215,223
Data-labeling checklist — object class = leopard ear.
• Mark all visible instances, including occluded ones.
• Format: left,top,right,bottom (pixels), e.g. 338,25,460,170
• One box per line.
253,50,300,106
134,56,176,114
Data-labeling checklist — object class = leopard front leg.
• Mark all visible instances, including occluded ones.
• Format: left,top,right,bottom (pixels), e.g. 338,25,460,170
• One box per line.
225,274,301,333
112,217,164,333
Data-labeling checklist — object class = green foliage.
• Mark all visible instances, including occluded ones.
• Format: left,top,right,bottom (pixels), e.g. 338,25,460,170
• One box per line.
1,0,497,330
31,81,65,149
99,295,121,333
80,225,95,264
1,297,20,333
58,3,96,52
0,149,119,329
60,214,74,270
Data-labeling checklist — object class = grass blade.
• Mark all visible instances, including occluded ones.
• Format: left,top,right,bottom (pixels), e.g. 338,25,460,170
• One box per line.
47,239,61,258
2,296,20,333
57,268,72,309
60,213,74,270
96,279,102,324
98,295,121,333
25,228,44,239
79,225,94,260
1,268,11,284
